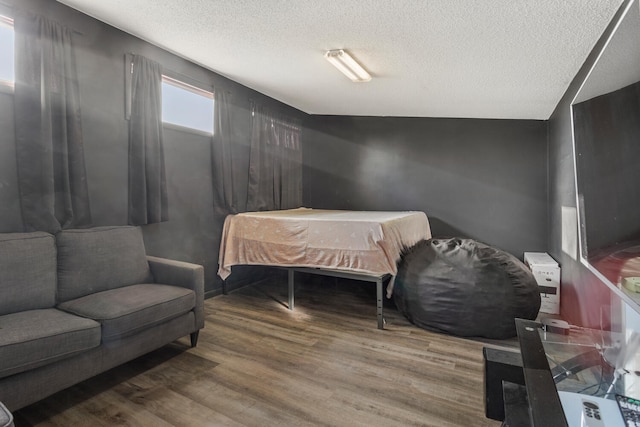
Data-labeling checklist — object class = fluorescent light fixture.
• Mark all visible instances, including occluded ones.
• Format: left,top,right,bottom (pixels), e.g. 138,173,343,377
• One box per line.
324,49,371,82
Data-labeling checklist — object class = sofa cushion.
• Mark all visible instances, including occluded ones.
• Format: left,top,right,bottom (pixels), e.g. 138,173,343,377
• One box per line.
57,284,195,342
0,232,56,316
57,226,153,302
0,309,101,379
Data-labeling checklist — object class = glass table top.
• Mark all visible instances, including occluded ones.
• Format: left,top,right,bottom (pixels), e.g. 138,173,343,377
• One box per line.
514,318,640,426
539,325,640,400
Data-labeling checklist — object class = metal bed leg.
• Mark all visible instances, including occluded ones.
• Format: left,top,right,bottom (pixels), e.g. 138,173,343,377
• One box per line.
376,277,384,329
288,269,295,310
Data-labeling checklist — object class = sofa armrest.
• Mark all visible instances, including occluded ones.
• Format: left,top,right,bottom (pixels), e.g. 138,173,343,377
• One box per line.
0,401,14,427
147,256,204,330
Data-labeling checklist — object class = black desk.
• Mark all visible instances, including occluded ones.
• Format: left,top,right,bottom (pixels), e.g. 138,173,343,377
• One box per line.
515,318,569,426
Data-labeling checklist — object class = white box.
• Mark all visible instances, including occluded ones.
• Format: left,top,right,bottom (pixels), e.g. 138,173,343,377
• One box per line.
524,252,558,267
524,252,561,314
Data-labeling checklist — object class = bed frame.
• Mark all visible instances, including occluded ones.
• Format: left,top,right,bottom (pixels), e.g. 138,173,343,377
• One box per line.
286,267,391,329
222,267,391,329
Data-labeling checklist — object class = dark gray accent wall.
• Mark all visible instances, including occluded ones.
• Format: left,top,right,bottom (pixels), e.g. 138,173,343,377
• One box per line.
548,0,630,328
303,116,548,258
0,91,21,232
0,0,569,306
0,0,306,295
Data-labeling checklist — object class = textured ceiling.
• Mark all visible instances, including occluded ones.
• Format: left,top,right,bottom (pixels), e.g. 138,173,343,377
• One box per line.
57,0,624,119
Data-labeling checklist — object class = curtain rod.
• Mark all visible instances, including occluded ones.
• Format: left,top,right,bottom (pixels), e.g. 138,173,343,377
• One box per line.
166,68,214,93
250,97,302,115
0,2,84,35
127,52,217,93
250,99,302,120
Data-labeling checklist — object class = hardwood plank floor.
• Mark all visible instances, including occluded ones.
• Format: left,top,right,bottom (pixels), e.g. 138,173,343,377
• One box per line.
14,274,505,427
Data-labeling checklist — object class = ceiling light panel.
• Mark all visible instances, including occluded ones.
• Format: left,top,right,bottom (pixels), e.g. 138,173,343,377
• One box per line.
324,49,371,82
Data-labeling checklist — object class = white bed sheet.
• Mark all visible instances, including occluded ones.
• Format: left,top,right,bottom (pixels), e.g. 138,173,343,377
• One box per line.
217,208,431,280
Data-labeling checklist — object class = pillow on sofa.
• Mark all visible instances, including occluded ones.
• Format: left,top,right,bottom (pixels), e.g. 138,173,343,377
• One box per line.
56,226,153,302
0,232,56,315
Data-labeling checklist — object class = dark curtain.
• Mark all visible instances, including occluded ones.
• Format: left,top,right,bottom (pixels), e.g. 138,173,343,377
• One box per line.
128,55,168,225
211,89,236,214
247,102,302,211
14,12,91,233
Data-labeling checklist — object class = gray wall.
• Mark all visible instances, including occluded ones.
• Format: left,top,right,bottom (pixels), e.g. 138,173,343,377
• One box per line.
0,0,580,308
303,116,548,258
0,0,306,295
548,0,631,328
0,91,20,231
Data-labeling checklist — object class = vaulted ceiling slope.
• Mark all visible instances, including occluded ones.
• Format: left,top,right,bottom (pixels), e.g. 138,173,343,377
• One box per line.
58,0,623,119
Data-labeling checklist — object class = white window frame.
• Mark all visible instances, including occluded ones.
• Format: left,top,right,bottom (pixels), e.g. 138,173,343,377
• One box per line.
0,14,14,92
161,74,214,136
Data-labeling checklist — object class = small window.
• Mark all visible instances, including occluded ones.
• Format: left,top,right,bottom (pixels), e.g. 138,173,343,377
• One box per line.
0,15,14,88
161,75,214,134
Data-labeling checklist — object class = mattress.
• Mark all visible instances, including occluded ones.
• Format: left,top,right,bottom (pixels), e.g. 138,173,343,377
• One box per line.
217,208,431,280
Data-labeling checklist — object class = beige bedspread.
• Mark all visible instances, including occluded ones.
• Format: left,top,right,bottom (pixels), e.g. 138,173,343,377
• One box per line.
217,208,431,280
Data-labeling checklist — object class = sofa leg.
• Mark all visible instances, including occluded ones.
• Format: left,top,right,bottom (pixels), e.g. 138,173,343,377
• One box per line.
190,331,200,348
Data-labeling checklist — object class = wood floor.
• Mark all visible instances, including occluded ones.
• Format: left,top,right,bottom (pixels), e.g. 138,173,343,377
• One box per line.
14,274,504,427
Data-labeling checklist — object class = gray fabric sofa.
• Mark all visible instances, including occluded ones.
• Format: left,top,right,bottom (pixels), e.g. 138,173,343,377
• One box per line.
0,226,204,411
0,402,13,427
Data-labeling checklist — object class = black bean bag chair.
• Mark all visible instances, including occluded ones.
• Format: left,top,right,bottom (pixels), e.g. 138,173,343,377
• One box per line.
393,238,540,339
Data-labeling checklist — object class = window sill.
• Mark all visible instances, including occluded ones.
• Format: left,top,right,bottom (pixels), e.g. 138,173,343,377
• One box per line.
0,83,14,95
